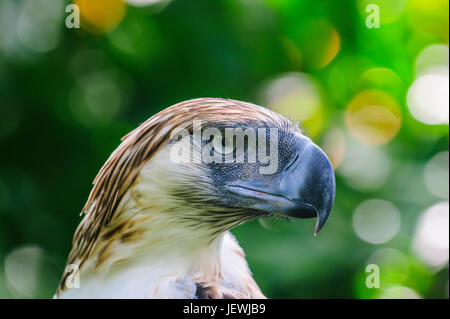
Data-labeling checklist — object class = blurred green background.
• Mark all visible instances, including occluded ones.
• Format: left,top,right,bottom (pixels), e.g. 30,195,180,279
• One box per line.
0,0,448,299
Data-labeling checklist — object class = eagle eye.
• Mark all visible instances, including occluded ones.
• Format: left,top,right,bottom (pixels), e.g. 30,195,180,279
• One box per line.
211,135,236,155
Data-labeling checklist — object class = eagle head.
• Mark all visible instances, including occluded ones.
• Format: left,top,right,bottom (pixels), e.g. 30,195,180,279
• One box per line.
148,98,335,236
57,98,335,298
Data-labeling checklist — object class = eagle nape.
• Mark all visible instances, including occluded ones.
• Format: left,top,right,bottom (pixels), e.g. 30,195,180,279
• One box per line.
224,134,335,235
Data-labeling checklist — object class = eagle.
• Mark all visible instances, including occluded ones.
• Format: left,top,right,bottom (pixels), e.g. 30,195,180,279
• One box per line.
55,98,335,299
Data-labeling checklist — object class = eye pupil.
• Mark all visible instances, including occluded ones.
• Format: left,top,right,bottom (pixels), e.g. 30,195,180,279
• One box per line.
209,135,236,155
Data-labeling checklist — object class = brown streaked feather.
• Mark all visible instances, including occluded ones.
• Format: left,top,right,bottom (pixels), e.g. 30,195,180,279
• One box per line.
58,98,291,294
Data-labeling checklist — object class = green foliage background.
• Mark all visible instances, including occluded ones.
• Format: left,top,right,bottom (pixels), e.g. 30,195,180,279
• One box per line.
0,0,448,298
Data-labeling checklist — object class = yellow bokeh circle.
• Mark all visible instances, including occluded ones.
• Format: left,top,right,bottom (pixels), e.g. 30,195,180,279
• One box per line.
346,90,402,145
74,0,127,34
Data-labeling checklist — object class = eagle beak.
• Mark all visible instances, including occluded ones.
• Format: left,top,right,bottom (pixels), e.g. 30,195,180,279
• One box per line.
226,136,335,235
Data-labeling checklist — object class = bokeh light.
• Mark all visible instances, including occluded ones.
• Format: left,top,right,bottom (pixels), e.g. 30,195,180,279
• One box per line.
327,56,371,105
352,199,401,244
378,286,422,299
368,248,410,286
0,0,64,61
412,202,449,270
338,138,391,191
107,12,162,64
126,0,171,9
18,0,64,53
69,70,124,127
74,0,127,34
0,0,20,58
5,245,43,298
346,89,402,145
295,20,341,70
407,44,449,125
407,67,449,125
320,127,346,169
357,0,407,25
424,152,449,200
415,44,449,77
358,68,403,96
408,0,449,40
260,72,323,137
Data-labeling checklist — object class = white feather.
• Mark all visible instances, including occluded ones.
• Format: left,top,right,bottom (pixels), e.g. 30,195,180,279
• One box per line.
58,145,260,298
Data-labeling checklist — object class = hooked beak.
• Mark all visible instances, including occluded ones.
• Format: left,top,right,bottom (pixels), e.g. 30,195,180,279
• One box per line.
225,136,335,235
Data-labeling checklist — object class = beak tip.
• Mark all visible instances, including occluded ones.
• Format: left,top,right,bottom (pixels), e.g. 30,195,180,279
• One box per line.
313,224,320,237
313,208,331,236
